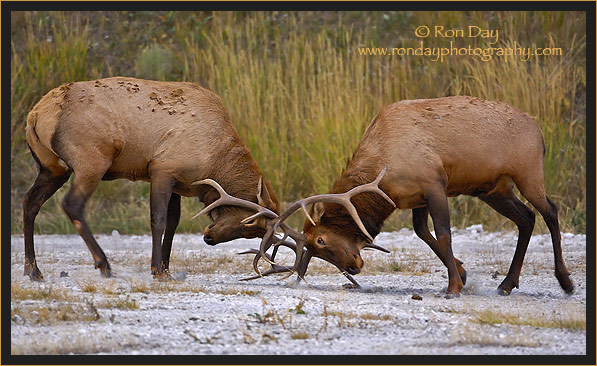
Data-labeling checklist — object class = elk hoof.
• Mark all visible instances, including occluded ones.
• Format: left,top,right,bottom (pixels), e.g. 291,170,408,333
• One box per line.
460,269,467,286
497,287,511,296
153,271,175,282
100,268,113,278
444,291,460,299
25,266,44,282
556,273,574,294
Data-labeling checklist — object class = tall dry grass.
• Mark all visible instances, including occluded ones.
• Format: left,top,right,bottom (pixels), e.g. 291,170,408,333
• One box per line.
10,11,586,234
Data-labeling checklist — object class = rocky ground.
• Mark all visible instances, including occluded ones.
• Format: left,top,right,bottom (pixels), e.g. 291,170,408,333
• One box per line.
10,227,587,355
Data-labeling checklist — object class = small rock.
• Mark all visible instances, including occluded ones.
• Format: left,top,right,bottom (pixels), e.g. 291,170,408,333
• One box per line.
173,271,187,281
412,293,423,301
12,314,24,325
467,224,483,232
60,271,69,277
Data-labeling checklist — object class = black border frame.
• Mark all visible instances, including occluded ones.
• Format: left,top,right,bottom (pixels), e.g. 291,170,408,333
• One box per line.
2,2,595,365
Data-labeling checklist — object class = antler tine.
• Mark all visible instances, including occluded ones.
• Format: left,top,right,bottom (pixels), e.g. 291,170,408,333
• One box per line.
364,243,391,253
239,240,311,281
191,178,278,220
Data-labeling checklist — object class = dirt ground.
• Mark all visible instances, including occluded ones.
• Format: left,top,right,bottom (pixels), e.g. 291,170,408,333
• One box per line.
10,227,587,355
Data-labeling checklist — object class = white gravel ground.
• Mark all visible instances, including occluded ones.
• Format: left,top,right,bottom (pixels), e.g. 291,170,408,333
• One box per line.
10,227,587,355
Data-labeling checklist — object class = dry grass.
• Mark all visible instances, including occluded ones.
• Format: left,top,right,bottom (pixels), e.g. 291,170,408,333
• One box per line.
11,283,75,302
100,296,139,310
454,329,541,348
129,281,150,293
149,282,207,294
325,309,393,322
216,288,261,296
11,332,138,355
474,309,586,331
11,302,100,325
291,332,310,340
78,282,98,293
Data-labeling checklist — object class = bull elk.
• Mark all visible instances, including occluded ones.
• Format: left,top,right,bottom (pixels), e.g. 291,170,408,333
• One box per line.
241,96,574,298
22,77,279,281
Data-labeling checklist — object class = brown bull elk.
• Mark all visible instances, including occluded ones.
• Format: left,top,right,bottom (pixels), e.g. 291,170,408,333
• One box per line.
22,76,279,281
242,96,574,297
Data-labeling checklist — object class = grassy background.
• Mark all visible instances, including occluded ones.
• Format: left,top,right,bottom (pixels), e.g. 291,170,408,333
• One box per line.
10,11,586,235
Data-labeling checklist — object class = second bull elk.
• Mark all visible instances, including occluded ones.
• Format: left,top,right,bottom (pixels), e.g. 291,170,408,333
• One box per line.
242,96,574,297
23,77,279,281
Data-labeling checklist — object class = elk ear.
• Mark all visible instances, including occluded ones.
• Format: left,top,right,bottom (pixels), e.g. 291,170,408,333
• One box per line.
310,202,325,225
256,177,274,209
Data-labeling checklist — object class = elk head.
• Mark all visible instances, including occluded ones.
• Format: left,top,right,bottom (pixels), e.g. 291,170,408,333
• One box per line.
192,177,278,245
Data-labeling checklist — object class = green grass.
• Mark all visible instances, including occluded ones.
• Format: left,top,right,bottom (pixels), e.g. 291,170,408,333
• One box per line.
10,11,586,235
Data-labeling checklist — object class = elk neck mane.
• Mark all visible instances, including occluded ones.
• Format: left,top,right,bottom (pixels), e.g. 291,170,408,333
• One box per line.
323,163,395,240
199,140,280,214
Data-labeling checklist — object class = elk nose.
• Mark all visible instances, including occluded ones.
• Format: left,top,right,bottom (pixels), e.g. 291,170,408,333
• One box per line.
203,235,215,245
346,266,361,275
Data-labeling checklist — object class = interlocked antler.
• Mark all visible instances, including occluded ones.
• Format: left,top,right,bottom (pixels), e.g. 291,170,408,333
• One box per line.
238,240,311,281
252,167,395,278
191,172,392,284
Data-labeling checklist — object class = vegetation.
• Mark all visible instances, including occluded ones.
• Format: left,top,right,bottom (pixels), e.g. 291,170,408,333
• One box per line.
10,11,586,234
474,309,586,331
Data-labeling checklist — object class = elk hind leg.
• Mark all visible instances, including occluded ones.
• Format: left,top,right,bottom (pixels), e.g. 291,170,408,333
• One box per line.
23,168,71,281
479,192,535,295
61,164,112,278
515,176,573,294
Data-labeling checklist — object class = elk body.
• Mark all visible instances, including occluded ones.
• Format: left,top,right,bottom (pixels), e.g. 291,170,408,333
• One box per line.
23,77,279,281
238,95,573,297
299,96,574,296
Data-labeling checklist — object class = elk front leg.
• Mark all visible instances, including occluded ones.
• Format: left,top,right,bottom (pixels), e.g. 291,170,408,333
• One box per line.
149,173,175,278
161,193,181,272
412,207,467,285
425,187,463,297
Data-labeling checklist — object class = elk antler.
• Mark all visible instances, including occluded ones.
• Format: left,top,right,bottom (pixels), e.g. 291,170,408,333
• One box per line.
363,243,391,253
253,167,395,277
190,178,278,220
238,240,311,281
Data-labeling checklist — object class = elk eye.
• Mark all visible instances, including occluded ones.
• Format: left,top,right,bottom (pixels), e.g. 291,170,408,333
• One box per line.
317,237,325,246
244,218,256,225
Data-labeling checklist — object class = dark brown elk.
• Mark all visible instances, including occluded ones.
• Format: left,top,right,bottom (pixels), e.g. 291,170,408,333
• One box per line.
243,96,574,298
22,77,279,281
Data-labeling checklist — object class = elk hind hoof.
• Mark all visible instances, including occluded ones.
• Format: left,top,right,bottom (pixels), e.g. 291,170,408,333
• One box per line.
25,268,44,282
444,291,460,299
460,269,467,286
100,269,112,278
342,283,361,290
497,287,511,296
